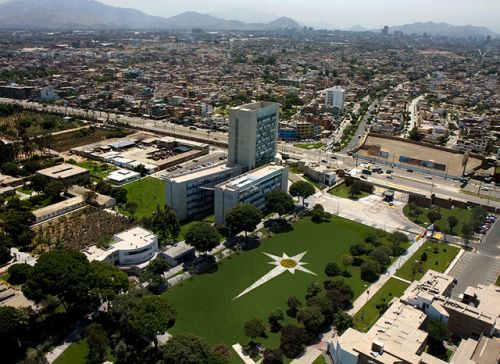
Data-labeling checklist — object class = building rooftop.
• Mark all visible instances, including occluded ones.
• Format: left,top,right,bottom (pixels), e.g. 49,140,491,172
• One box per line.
217,164,285,191
113,226,156,250
232,101,279,111
106,169,140,183
169,164,233,183
401,269,455,303
162,241,195,258
37,163,88,179
32,196,84,219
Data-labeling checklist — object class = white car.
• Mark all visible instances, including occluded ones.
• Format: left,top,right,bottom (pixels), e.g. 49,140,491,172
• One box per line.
424,175,432,180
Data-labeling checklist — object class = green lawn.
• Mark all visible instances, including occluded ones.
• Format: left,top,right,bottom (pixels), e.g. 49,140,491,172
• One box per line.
312,355,327,364
163,217,379,356
117,177,164,218
495,274,500,287
353,278,410,332
293,143,324,150
53,339,115,364
328,183,370,200
179,215,216,241
403,205,473,237
77,161,117,181
16,185,33,195
395,241,460,281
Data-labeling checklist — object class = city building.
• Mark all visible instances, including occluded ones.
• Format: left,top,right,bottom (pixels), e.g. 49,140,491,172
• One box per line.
36,163,90,184
161,241,196,267
106,169,141,185
294,121,321,139
165,164,240,221
329,270,500,364
214,164,288,226
228,101,280,172
83,226,158,272
325,86,345,112
32,196,86,224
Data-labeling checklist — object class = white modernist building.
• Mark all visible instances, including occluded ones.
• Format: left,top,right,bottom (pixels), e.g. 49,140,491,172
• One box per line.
106,169,141,185
325,86,345,112
165,164,240,221
214,164,288,226
228,101,280,172
83,226,158,272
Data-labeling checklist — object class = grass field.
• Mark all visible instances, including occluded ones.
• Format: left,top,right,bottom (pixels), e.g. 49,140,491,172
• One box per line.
50,128,133,152
403,205,473,237
16,185,33,195
77,161,117,182
395,241,460,281
328,183,370,200
353,278,410,332
53,339,115,364
163,217,378,357
293,143,324,150
117,177,164,218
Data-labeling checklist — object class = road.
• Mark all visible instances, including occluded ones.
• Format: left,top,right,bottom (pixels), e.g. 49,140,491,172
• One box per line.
449,219,500,298
405,94,426,137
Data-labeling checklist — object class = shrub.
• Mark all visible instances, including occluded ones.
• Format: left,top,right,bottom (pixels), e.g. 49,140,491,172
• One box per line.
324,262,341,277
360,260,381,282
7,263,33,285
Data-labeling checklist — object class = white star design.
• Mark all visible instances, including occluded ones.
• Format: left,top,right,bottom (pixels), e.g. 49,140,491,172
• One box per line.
233,251,316,300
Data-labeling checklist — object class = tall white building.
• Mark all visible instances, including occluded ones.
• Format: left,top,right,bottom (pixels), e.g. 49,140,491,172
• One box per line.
228,101,280,172
325,86,345,111
214,164,288,226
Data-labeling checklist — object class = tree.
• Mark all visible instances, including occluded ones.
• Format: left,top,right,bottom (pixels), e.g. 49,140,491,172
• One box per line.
324,280,354,311
349,243,371,256
365,233,380,246
263,349,283,364
324,262,341,277
243,318,266,342
298,305,325,335
388,231,408,256
305,282,322,299
426,209,442,224
409,127,423,141
341,254,353,272
124,201,138,215
360,259,381,282
44,179,66,199
22,250,91,310
0,306,29,357
3,210,36,246
310,204,331,223
140,257,171,294
369,247,391,266
85,323,109,364
88,261,129,304
286,296,302,317
125,295,176,348
447,216,459,233
148,206,180,243
0,233,12,265
225,204,262,236
279,324,306,358
426,320,451,360
111,187,128,204
333,310,353,334
212,344,231,362
30,174,49,193
349,181,362,198
133,164,148,177
265,189,294,218
162,334,217,364
461,222,474,246
268,309,285,332
7,264,33,285
407,202,422,221
289,181,315,207
185,222,220,254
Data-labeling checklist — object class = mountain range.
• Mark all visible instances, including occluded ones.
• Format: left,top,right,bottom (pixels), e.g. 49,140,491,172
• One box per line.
0,0,496,38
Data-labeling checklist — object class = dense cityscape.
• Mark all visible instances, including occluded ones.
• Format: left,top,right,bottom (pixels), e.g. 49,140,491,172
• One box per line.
0,1,499,364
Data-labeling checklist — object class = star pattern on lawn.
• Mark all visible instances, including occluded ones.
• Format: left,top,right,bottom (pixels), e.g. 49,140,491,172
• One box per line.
233,252,316,300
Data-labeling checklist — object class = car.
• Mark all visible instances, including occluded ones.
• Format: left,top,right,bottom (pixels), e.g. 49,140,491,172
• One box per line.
481,187,489,191
424,175,432,180
406,169,413,173
386,170,393,174
377,170,384,174
386,175,394,179
360,175,367,180
331,156,337,160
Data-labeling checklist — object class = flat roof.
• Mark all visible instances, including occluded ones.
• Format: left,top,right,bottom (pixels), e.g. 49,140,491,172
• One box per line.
33,196,84,218
231,101,279,111
113,226,156,250
106,169,140,182
401,270,454,303
163,241,195,258
37,163,88,179
217,165,286,191
170,164,233,183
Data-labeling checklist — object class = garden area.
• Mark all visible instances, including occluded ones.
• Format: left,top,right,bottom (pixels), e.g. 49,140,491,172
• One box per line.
32,207,132,251
328,182,370,200
293,143,324,150
49,126,132,152
395,241,460,281
353,278,409,332
162,216,408,362
53,339,115,364
0,111,81,138
403,203,478,237
77,161,117,182
116,177,164,218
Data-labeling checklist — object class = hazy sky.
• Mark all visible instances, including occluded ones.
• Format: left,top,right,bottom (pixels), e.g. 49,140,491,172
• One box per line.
98,0,500,31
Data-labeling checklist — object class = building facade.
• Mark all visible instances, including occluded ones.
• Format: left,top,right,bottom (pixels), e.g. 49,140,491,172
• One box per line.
325,86,345,111
165,165,240,221
214,164,288,226
228,101,280,172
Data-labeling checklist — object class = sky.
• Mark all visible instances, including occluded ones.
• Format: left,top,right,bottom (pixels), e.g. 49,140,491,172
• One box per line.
97,0,500,31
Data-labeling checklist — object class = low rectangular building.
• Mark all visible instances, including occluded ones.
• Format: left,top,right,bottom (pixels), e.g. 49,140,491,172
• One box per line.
37,163,90,184
165,164,240,221
161,241,196,267
33,196,86,223
106,169,141,185
214,164,288,226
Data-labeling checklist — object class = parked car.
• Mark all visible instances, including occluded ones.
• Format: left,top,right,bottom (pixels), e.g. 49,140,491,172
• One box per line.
425,175,432,180
386,175,394,179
